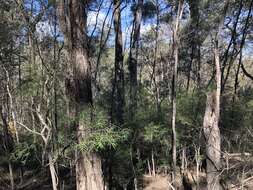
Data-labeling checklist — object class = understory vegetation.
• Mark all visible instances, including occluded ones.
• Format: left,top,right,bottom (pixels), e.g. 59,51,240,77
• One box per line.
0,0,253,189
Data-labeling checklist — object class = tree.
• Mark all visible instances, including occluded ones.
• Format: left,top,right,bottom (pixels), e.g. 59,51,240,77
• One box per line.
187,0,201,89
128,1,143,188
1,0,253,189
202,1,230,189
112,0,125,125
203,38,222,190
170,0,184,181
57,1,104,189
129,0,143,119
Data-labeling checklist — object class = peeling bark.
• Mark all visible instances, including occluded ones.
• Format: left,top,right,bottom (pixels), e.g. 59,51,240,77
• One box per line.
203,41,222,189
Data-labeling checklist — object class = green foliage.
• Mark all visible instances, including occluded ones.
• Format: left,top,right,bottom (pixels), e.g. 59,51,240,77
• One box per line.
222,88,253,130
77,109,130,152
10,142,37,165
143,122,167,143
110,145,135,187
48,0,56,6
177,90,206,127
1,0,253,188
175,90,206,148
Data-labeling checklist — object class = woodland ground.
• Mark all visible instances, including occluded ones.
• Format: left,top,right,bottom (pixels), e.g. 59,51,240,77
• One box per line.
1,167,253,190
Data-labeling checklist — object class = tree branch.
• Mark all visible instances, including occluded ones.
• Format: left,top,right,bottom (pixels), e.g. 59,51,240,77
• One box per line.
241,63,253,80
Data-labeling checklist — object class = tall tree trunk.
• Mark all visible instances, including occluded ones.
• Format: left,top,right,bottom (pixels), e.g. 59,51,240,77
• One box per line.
112,0,125,125
203,40,221,190
188,0,200,90
153,0,161,117
171,0,184,180
203,2,230,188
57,1,104,190
107,2,125,189
128,2,143,189
129,0,143,119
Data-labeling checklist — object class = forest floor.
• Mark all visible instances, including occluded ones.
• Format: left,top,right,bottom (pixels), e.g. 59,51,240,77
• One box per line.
142,174,171,190
141,173,207,190
141,172,253,190
1,167,253,189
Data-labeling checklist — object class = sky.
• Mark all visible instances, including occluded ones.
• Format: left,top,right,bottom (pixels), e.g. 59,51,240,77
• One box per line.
33,0,253,56
35,0,158,48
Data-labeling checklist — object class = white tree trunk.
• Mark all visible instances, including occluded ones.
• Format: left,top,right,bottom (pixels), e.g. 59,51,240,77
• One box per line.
151,148,156,176
8,162,14,190
171,0,184,179
48,154,58,190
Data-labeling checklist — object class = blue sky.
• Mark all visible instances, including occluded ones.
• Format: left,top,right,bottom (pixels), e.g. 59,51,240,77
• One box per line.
32,0,253,56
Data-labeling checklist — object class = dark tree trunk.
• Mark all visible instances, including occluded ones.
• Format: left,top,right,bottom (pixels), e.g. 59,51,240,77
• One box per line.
106,1,126,189
128,2,143,189
128,0,143,119
57,1,104,190
188,0,201,90
112,0,125,125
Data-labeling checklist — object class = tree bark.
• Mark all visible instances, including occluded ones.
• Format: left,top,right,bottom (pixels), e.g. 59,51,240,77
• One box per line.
57,1,104,190
76,149,104,190
171,0,184,180
203,92,221,190
129,0,143,119
151,148,156,176
8,162,14,190
48,154,58,190
188,0,201,90
112,0,125,125
128,2,143,188
203,40,221,190
154,0,161,117
148,159,152,176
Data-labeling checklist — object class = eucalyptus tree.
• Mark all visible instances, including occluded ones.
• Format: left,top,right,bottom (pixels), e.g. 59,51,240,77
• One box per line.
112,0,125,125
170,0,184,181
128,0,143,119
203,1,229,189
57,1,104,189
